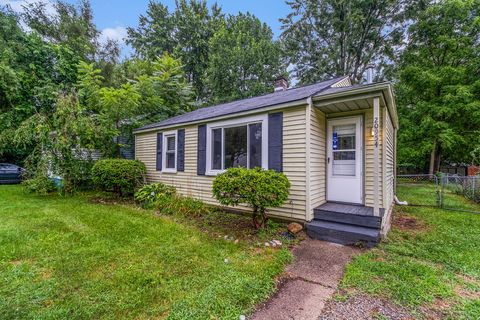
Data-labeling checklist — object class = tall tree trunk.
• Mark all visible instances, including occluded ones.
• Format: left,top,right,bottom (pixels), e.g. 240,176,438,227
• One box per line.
436,151,442,173
429,140,437,174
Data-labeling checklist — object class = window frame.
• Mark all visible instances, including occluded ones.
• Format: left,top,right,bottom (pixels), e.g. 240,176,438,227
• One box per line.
205,114,268,176
162,130,177,173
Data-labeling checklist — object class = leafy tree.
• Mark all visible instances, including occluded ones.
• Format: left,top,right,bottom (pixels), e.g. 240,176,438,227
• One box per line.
127,0,223,101
22,0,99,62
280,0,407,84
396,0,480,173
134,53,195,124
76,54,194,158
206,13,284,104
0,8,81,164
21,0,120,86
97,83,141,157
15,92,99,193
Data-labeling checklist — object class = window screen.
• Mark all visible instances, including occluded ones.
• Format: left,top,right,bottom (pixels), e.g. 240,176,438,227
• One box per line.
332,124,356,176
165,135,176,169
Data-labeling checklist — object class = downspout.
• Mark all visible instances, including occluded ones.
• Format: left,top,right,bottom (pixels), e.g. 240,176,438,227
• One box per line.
393,112,407,206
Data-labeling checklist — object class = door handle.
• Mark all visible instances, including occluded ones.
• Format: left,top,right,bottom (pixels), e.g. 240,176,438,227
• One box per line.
327,157,330,164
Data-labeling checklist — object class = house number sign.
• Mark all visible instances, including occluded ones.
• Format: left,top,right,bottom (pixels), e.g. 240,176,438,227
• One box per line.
373,117,379,148
332,132,338,150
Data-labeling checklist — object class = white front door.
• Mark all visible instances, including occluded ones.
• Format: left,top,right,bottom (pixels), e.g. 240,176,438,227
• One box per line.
327,116,363,204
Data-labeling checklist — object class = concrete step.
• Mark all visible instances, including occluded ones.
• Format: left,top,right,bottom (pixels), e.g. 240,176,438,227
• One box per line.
313,209,381,228
306,220,380,247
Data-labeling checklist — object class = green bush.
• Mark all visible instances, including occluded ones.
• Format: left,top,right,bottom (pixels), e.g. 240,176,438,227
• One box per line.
212,167,291,229
91,159,146,196
134,183,177,208
22,175,57,195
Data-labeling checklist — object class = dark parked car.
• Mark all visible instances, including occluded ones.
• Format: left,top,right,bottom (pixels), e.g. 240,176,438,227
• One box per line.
0,163,25,184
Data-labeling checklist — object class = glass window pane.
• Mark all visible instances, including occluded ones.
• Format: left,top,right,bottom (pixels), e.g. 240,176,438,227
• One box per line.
333,162,355,176
166,152,175,168
224,125,247,169
167,136,176,151
333,124,355,150
333,151,355,160
338,136,355,149
249,123,262,168
332,151,355,176
212,128,222,170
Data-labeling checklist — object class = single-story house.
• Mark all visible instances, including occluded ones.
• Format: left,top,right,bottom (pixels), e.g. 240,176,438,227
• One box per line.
134,75,398,247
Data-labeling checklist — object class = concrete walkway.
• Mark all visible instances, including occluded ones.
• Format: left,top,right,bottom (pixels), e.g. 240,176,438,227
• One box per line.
250,238,360,320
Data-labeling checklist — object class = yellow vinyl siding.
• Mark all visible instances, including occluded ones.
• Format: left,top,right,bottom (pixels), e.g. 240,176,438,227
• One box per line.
331,77,352,88
135,105,309,221
383,109,395,212
309,107,327,219
365,108,383,208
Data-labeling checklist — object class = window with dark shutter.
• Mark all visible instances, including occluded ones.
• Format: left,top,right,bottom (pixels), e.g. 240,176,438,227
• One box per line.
177,129,185,171
268,112,283,172
197,125,207,175
156,132,163,171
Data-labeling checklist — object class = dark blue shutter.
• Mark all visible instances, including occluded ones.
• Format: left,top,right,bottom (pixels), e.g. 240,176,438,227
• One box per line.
197,125,206,175
177,129,185,171
156,132,163,171
268,112,283,172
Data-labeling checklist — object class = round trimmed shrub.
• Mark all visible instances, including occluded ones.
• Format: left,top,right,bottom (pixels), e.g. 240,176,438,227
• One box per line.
212,167,291,229
91,159,146,196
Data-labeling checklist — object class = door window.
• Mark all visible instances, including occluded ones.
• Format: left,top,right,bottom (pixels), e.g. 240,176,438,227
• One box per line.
332,124,356,176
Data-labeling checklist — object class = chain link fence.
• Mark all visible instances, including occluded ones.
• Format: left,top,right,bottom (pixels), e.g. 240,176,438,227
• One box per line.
440,174,480,213
396,174,480,214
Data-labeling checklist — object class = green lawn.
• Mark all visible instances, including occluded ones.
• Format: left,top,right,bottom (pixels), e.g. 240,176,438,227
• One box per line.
0,185,291,320
342,184,480,319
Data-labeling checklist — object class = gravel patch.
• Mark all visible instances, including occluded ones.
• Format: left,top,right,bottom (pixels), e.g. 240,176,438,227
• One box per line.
319,294,416,320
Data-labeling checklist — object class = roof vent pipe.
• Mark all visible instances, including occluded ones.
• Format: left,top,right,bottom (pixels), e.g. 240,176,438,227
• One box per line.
366,64,375,84
274,77,289,92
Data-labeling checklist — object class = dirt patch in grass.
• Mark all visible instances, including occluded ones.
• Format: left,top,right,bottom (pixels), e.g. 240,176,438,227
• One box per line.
88,195,132,206
10,259,23,266
173,209,305,246
455,285,480,300
394,213,429,233
319,293,415,320
419,297,453,319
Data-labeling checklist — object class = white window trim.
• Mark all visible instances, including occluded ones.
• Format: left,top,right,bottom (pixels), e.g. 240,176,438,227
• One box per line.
162,130,177,173
205,114,268,176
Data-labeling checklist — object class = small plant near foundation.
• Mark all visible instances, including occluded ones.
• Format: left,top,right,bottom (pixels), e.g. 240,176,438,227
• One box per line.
134,183,177,208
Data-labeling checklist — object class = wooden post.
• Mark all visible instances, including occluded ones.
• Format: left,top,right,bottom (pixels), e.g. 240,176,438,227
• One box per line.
305,97,312,221
373,97,380,216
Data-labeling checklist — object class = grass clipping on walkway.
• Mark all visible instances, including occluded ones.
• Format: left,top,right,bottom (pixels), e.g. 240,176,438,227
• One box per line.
0,185,292,319
341,185,480,318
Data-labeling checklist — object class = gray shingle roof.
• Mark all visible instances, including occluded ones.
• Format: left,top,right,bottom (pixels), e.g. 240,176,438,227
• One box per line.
135,76,347,132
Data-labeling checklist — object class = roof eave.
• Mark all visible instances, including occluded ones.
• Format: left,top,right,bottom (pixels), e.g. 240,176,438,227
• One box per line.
312,82,399,128
133,97,310,134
